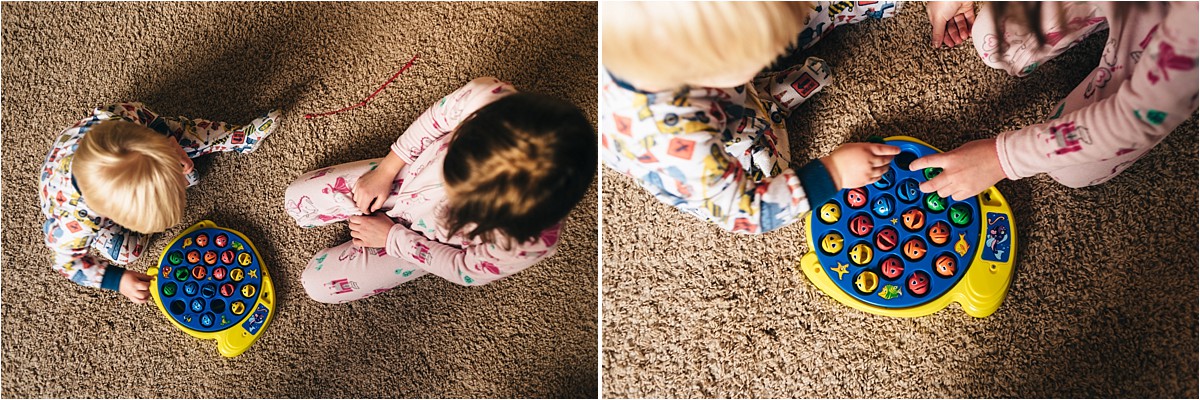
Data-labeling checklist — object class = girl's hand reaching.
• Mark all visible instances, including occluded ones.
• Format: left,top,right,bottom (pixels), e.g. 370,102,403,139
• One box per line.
349,213,396,248
821,143,902,190
909,138,1006,201
927,1,976,48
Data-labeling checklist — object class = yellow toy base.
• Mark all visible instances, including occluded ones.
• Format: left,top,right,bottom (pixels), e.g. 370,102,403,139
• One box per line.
800,136,1017,318
147,220,275,357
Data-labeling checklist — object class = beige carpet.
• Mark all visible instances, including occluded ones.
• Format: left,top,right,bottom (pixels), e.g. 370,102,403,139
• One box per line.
601,4,1198,398
1,2,596,398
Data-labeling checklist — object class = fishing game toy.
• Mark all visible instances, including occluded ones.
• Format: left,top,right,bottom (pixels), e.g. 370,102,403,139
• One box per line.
148,220,275,357
800,136,1017,318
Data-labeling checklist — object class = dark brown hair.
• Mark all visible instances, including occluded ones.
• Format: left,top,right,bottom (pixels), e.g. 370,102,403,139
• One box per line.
442,92,597,245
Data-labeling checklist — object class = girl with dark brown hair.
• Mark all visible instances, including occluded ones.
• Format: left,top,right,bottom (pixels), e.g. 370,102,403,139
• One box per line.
284,77,596,303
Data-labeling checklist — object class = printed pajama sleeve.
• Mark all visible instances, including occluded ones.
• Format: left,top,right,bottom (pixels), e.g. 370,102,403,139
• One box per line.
612,93,837,233
383,224,559,286
43,214,123,290
390,77,516,164
996,8,1199,179
99,102,277,157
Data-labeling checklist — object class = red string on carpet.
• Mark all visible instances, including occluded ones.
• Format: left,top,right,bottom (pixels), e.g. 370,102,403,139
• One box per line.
304,53,420,119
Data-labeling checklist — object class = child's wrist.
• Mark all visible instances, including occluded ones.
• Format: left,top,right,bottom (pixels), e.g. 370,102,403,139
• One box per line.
100,266,126,291
819,155,843,190
380,150,408,174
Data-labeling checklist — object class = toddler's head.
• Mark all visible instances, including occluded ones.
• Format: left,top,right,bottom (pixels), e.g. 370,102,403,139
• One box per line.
602,1,812,90
73,120,189,234
442,93,596,245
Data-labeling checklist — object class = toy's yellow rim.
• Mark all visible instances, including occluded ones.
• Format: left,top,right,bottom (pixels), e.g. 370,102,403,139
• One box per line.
147,220,275,357
799,136,1018,318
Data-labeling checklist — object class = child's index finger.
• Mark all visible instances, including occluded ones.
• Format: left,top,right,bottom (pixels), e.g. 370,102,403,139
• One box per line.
873,144,902,156
907,153,940,171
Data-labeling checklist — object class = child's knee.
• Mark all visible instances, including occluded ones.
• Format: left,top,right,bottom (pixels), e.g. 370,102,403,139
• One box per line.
283,174,310,205
283,178,321,226
972,33,1010,73
970,14,1026,76
977,48,1029,76
299,258,341,304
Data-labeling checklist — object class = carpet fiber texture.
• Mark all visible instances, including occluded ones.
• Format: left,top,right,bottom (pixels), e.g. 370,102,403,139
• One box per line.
601,4,1198,398
2,2,597,398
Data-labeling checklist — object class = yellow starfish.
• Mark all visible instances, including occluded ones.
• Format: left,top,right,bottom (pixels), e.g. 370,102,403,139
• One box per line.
831,262,849,280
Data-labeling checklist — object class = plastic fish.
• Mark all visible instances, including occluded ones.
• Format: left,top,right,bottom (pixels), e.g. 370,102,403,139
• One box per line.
955,233,970,256
879,285,901,300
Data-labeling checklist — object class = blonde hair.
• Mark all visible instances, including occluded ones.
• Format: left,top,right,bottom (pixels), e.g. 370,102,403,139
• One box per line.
602,1,813,89
73,120,187,234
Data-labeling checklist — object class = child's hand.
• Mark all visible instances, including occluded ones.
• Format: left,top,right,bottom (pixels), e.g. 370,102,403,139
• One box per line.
927,1,975,48
909,138,1006,201
352,152,407,214
353,168,395,214
119,270,152,304
821,143,901,190
349,213,395,248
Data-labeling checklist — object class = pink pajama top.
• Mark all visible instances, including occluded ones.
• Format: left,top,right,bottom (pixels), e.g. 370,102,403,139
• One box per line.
995,2,1199,180
380,77,562,286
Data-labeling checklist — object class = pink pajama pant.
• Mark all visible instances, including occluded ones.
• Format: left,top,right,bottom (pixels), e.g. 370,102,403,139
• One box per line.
284,159,430,304
972,2,1166,187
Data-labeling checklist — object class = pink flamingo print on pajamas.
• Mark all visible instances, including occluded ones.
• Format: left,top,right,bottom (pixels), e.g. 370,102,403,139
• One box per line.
540,228,560,247
322,176,353,195
476,261,501,275
1147,41,1197,84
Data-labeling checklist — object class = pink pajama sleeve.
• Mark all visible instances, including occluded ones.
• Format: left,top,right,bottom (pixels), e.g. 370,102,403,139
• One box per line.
996,4,1199,180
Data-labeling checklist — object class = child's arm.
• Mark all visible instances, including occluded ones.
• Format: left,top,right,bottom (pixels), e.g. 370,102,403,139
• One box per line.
353,77,515,214
383,224,559,286
390,77,516,164
160,110,279,157
606,93,893,234
352,151,406,214
346,214,557,285
912,4,1199,199
97,102,279,157
43,214,125,291
996,6,1199,179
